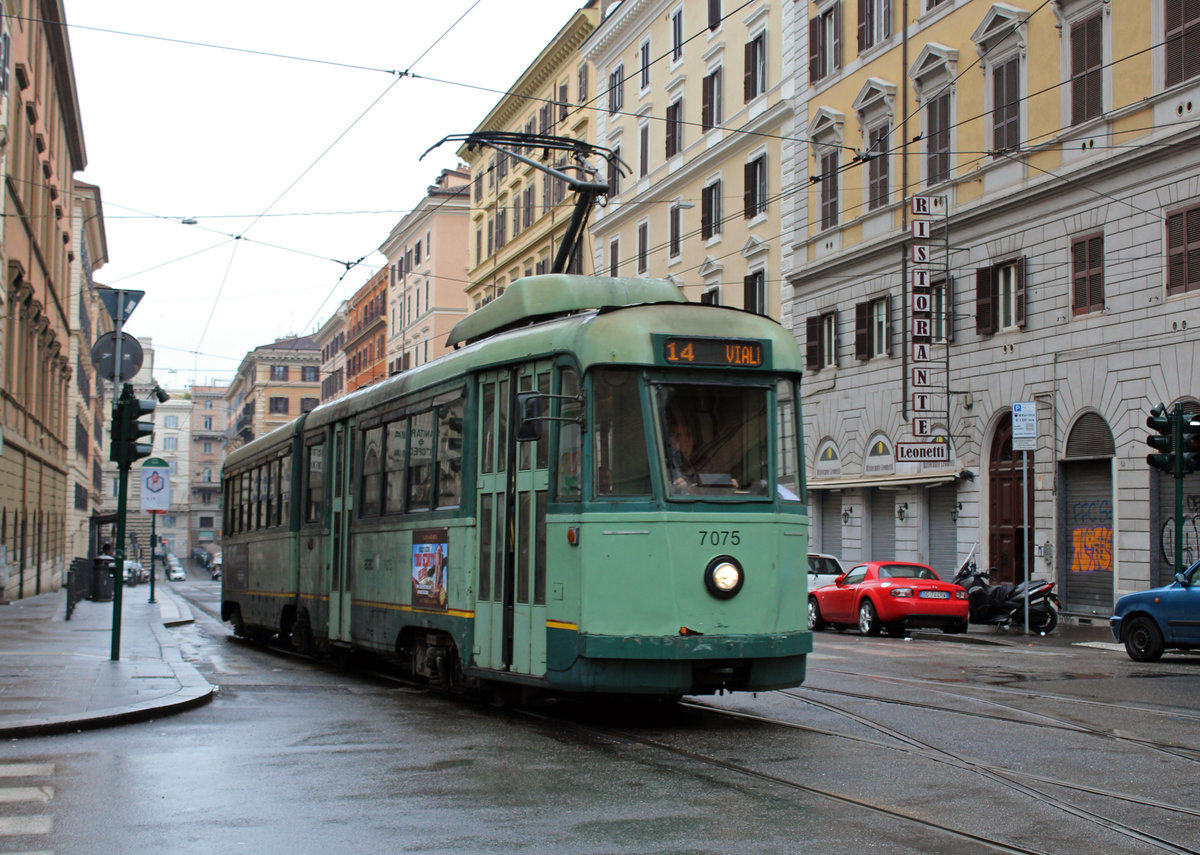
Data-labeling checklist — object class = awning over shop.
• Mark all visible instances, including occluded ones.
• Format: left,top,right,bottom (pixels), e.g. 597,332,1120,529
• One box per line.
807,470,965,491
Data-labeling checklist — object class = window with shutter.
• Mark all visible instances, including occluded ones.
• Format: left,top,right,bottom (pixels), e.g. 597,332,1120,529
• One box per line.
992,57,1020,153
1165,0,1200,86
857,0,891,53
702,68,722,130
709,0,722,30
669,205,681,259
820,151,839,229
637,223,648,274
743,271,765,315
927,91,950,184
1166,204,1200,295
867,124,889,210
1070,14,1103,125
665,99,682,157
975,267,995,336
809,2,842,83
701,181,721,239
1071,233,1104,315
855,301,869,359
806,316,821,371
744,34,765,101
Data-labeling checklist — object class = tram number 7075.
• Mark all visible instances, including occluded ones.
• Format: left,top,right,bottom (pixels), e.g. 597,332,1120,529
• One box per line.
698,530,741,546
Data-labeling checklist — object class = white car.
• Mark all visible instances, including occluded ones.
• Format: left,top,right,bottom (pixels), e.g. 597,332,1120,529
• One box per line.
807,553,845,591
167,566,185,581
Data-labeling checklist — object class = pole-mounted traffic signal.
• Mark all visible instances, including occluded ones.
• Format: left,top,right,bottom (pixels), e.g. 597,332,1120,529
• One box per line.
1146,402,1176,474
110,383,157,469
1182,414,1200,475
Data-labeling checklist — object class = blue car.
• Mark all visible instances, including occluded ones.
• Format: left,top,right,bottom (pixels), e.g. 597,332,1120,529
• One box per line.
1110,559,1200,661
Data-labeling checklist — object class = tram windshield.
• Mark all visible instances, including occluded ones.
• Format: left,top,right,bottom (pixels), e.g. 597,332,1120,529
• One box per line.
654,382,770,499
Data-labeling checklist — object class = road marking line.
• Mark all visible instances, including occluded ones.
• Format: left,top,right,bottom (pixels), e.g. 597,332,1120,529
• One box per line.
0,816,53,835
0,764,53,777
0,787,53,803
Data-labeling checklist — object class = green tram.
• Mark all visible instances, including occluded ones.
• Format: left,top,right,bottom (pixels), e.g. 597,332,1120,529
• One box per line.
221,275,811,698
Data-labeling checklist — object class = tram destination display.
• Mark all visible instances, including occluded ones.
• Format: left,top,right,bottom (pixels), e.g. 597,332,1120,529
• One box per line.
656,335,769,368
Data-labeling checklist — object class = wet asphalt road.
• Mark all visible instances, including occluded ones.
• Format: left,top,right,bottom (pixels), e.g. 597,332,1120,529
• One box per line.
2,578,1197,855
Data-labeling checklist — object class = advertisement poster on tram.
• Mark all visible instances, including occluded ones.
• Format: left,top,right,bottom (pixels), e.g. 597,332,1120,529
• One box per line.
412,528,449,610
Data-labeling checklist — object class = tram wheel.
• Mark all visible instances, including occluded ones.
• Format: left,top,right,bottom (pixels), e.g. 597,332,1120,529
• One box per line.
290,609,314,655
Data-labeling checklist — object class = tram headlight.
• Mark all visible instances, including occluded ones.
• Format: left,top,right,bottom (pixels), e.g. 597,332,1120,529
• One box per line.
704,556,744,599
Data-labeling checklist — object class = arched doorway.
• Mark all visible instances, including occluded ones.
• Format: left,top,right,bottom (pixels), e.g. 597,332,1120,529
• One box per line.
988,413,1034,585
1060,412,1114,614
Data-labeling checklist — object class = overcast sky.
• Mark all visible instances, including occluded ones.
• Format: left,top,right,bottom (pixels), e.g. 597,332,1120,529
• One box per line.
62,1,582,389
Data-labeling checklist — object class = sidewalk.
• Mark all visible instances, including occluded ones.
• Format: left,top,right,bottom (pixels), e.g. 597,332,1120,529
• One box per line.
0,584,215,739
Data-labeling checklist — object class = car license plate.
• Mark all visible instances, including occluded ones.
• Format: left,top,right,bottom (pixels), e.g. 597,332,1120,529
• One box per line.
919,590,949,599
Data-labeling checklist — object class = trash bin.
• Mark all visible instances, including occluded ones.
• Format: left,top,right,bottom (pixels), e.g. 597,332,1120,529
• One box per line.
91,556,115,602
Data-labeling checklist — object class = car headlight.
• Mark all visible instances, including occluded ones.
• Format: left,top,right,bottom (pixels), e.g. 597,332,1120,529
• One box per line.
704,556,744,599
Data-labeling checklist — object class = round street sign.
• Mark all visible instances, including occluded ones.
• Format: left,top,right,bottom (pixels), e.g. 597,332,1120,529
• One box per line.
91,331,144,383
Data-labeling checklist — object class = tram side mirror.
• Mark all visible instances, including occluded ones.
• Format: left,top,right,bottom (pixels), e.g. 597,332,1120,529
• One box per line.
515,392,543,442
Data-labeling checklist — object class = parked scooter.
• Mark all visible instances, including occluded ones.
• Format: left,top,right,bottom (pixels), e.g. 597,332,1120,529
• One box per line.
949,547,1060,635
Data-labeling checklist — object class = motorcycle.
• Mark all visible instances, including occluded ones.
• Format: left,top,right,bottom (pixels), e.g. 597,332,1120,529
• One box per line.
948,546,1060,635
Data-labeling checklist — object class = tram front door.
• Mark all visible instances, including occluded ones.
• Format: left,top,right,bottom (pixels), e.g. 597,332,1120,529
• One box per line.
327,420,354,643
474,364,550,677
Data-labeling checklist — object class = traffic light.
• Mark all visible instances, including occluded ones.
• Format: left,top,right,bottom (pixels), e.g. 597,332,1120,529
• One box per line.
1146,402,1175,474
1182,414,1200,475
110,383,157,469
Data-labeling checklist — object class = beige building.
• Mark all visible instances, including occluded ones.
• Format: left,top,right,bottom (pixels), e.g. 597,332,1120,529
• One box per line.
381,167,472,372
0,2,89,599
584,0,795,316
225,337,320,447
64,182,111,561
460,4,600,307
314,301,348,404
189,384,226,556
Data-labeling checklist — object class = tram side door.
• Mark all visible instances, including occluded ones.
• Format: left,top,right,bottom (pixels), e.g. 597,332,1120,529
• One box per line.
327,420,355,643
473,364,551,677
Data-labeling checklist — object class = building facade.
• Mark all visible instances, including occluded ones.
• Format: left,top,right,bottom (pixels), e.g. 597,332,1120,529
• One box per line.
315,301,347,404
344,269,388,394
460,5,600,307
188,384,226,557
0,2,88,599
64,182,110,561
381,166,471,374
788,0,1200,621
585,0,799,316
225,336,321,447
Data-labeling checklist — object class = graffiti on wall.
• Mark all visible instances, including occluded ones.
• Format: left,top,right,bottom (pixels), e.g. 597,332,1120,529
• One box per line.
1068,499,1112,575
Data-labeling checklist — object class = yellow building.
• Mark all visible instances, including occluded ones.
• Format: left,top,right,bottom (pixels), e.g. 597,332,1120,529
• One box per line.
225,337,321,448
584,0,794,317
460,4,600,308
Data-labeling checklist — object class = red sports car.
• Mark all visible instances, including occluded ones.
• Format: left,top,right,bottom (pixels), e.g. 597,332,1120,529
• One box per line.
808,561,969,637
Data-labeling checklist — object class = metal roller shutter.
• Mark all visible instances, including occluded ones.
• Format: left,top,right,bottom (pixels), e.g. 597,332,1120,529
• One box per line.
1062,460,1113,613
819,491,842,559
1152,468,1200,586
927,484,958,577
870,489,894,560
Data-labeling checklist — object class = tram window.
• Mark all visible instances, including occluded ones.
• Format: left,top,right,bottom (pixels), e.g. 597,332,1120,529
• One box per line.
593,369,651,497
518,374,533,471
241,472,251,532
384,419,407,514
497,379,508,474
536,372,550,469
776,380,801,501
535,490,547,604
280,453,292,525
305,443,325,524
517,491,531,603
360,427,383,517
556,368,582,500
436,400,464,508
481,384,496,475
408,410,434,510
478,494,493,601
656,383,770,498
265,461,276,527
255,467,265,530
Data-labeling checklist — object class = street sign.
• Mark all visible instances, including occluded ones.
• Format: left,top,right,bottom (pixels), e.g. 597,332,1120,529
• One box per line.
140,458,171,513
1012,401,1036,451
91,332,144,383
98,289,145,324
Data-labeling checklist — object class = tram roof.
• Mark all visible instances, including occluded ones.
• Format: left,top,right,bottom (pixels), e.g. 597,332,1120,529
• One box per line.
447,274,687,346
234,276,803,453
